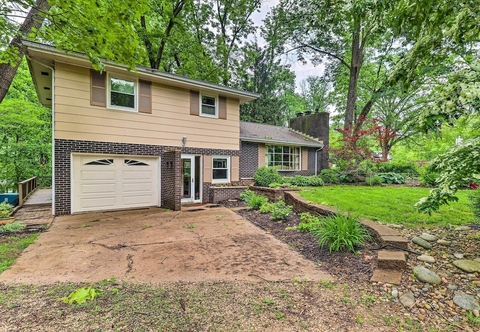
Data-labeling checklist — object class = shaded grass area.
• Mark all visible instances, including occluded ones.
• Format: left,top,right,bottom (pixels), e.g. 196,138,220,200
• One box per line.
0,280,437,331
0,233,39,273
300,186,475,226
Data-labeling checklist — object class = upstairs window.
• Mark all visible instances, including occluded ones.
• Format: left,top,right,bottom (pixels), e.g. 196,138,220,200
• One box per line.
109,76,136,110
201,94,217,117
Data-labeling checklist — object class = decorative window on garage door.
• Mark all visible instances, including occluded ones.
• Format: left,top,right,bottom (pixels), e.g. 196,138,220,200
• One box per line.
84,159,114,165
124,159,149,166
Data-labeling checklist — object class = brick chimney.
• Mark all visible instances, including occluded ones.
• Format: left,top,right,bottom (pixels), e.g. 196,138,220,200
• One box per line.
289,112,330,170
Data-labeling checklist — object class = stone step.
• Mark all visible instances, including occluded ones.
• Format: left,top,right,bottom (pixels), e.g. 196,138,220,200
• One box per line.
383,235,409,250
377,250,407,270
370,268,403,285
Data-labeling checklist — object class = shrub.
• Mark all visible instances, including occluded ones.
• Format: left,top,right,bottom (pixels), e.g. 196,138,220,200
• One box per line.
284,175,324,187
254,166,282,187
0,202,13,218
418,165,438,186
376,160,419,176
320,169,340,184
0,222,25,233
378,172,405,184
313,215,371,253
307,176,324,187
338,173,358,183
240,190,268,210
259,202,273,213
297,212,322,233
287,175,310,186
468,189,480,221
269,201,292,222
365,175,384,186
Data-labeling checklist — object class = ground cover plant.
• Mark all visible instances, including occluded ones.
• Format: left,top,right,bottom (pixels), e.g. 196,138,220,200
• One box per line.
0,232,39,273
300,186,474,226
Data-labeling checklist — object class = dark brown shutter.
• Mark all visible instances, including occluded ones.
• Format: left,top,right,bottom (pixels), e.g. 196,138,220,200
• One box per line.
190,90,199,116
138,80,152,114
90,70,106,107
218,96,227,119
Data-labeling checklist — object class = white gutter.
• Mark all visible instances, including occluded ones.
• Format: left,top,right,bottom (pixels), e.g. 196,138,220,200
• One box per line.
240,137,324,148
315,147,324,176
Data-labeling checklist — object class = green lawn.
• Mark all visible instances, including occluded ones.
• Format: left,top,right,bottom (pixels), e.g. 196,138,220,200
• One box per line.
300,186,475,227
0,233,39,273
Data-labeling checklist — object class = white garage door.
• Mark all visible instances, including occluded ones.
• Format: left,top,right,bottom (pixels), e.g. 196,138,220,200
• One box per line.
72,155,159,213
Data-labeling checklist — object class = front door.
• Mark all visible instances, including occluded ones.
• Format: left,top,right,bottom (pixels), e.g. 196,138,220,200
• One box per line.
181,154,201,203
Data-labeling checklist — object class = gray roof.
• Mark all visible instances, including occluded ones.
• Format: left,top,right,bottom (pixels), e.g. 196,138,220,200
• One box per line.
240,121,324,147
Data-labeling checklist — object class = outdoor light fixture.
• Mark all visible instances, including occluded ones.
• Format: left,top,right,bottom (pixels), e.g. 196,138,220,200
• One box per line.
182,136,187,148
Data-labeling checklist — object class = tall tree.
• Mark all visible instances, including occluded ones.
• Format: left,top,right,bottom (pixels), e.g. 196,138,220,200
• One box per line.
0,0,50,103
236,41,297,125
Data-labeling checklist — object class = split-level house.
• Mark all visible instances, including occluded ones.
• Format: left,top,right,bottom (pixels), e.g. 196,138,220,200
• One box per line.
24,41,328,215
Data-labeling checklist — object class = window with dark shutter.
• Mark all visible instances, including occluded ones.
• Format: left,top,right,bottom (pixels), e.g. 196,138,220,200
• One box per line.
90,70,106,107
138,80,152,114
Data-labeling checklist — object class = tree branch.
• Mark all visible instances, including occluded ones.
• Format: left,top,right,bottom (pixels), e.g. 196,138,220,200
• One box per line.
285,44,350,69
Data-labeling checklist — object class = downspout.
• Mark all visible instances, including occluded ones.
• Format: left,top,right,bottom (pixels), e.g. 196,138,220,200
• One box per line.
28,56,55,215
315,145,324,176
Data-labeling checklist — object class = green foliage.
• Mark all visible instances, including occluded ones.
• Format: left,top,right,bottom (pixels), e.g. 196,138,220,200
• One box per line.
0,88,51,191
259,202,273,214
376,161,419,177
300,186,474,226
313,215,370,253
365,176,384,186
0,202,13,218
319,169,340,184
0,233,39,273
62,286,103,305
378,173,405,184
240,190,268,210
297,213,322,233
284,175,323,187
268,201,292,222
416,138,480,214
0,222,25,233
418,165,439,186
254,166,282,187
467,190,480,222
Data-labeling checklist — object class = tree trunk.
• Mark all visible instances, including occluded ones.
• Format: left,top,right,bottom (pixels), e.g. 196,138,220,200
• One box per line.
0,0,51,103
344,22,363,133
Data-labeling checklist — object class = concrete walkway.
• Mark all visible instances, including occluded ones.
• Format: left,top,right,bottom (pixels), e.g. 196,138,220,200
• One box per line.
23,188,52,207
0,206,333,284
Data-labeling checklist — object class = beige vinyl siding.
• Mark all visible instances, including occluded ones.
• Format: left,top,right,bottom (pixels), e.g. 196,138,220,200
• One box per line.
54,62,240,150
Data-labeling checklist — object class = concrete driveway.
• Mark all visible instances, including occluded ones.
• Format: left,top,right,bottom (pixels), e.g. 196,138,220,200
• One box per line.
0,205,332,284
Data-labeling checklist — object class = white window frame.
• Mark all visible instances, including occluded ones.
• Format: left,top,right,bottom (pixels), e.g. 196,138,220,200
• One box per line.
107,73,138,112
265,145,301,171
212,155,230,183
199,93,218,118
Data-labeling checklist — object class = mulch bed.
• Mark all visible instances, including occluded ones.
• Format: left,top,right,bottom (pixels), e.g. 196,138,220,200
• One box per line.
222,200,379,283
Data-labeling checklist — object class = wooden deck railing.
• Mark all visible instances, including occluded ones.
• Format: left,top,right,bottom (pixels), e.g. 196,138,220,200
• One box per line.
18,177,38,207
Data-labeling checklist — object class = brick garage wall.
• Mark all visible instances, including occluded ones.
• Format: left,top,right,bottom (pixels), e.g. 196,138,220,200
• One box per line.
162,150,181,211
239,141,258,178
54,139,240,214
210,186,248,203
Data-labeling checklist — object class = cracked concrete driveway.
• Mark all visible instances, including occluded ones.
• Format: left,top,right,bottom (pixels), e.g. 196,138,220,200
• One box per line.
0,205,332,284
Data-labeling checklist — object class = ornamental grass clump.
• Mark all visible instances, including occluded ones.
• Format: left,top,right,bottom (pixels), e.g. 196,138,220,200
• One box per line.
313,215,370,253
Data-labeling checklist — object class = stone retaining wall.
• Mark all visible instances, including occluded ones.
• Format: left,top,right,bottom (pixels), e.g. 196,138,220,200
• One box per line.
250,186,300,202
